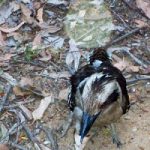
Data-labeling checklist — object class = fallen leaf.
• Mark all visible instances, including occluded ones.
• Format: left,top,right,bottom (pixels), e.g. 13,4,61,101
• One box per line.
114,60,139,72
40,144,51,150
19,77,33,87
0,1,20,25
13,86,31,96
0,22,25,33
39,50,51,62
18,104,33,120
42,71,70,79
32,33,42,49
0,123,9,143
21,0,31,3
0,144,9,150
66,39,81,72
58,88,69,100
0,54,14,62
7,32,23,43
47,0,67,5
37,7,44,24
135,19,148,28
0,31,6,46
32,95,54,120
136,0,150,19
20,3,33,24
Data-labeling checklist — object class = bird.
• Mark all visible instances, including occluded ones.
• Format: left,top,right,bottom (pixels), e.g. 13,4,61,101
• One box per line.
68,47,130,150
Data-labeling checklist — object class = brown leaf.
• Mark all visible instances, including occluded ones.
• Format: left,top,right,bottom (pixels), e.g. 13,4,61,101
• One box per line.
0,144,9,150
32,33,42,49
19,77,33,87
0,54,14,62
37,7,44,24
39,50,52,62
0,22,25,33
114,60,139,72
13,86,31,96
32,95,54,120
136,0,150,19
0,31,6,46
58,88,69,100
20,3,33,24
135,19,148,28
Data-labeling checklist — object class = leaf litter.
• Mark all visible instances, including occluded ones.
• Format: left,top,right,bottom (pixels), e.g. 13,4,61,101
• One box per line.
0,0,150,150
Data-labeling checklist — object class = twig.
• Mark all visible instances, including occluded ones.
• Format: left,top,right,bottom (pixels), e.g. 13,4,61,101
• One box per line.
122,0,150,20
123,48,148,68
4,99,35,109
0,122,23,144
127,74,150,85
22,124,42,149
11,59,46,68
110,28,142,45
107,47,148,68
0,84,11,112
10,142,26,150
38,124,58,150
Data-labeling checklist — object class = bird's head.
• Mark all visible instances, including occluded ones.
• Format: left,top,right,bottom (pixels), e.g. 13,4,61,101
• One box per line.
79,111,101,142
89,48,112,68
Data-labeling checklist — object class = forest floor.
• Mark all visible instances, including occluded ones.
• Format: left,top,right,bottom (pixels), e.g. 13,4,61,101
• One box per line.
0,0,150,150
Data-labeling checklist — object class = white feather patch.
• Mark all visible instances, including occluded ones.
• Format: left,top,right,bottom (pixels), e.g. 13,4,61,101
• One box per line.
97,81,118,103
81,73,104,100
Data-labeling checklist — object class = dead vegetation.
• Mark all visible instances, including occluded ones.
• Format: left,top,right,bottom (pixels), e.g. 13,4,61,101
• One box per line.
0,0,150,150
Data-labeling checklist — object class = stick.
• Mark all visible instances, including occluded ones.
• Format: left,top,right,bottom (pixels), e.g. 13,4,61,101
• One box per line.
0,84,11,112
38,124,58,150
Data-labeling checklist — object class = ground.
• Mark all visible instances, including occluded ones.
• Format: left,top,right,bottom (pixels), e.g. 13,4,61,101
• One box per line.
0,0,150,150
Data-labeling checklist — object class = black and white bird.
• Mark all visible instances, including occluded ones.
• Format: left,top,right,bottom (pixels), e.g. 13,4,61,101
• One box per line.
68,48,130,150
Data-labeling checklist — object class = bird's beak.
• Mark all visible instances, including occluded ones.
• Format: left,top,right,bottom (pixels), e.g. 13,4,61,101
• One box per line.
80,112,100,143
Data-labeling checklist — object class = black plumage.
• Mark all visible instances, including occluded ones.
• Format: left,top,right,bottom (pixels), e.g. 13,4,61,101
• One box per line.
68,48,130,149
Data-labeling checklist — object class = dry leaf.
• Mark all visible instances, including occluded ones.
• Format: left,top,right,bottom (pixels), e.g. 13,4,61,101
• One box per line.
19,77,33,87
21,0,31,3
37,7,44,24
0,31,6,46
135,19,148,27
66,39,81,72
32,33,42,49
0,123,9,143
39,50,52,62
58,88,69,100
0,54,14,62
18,104,33,120
32,95,54,120
13,86,31,96
114,60,139,72
0,144,9,150
136,0,150,19
46,71,70,79
40,144,51,150
0,22,25,33
20,3,33,24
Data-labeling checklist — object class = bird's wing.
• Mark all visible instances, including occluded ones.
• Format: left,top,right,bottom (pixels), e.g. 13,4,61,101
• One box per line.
68,65,96,111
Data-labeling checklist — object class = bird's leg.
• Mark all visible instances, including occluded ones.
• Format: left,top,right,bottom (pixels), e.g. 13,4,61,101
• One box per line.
61,111,74,137
110,123,122,148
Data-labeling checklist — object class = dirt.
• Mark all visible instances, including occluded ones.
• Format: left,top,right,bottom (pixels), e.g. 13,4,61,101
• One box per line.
42,82,150,150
